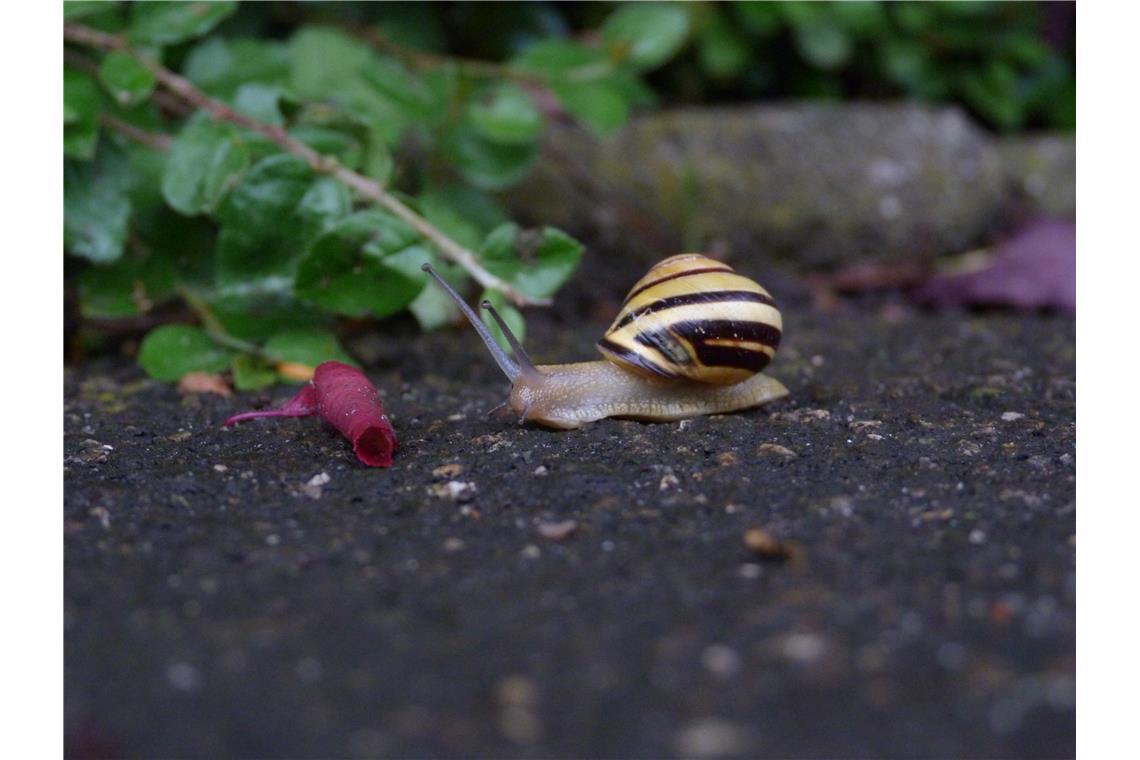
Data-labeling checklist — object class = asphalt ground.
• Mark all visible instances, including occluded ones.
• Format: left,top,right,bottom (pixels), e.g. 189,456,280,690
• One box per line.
65,294,1075,758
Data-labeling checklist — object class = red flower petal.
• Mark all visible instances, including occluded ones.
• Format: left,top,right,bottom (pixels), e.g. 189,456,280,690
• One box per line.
224,361,396,467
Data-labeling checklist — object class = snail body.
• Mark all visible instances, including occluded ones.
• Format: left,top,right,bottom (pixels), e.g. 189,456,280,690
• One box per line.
423,254,788,430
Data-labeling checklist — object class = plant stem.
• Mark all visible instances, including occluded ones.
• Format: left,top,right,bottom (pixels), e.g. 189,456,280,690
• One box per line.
64,22,548,308
175,287,271,359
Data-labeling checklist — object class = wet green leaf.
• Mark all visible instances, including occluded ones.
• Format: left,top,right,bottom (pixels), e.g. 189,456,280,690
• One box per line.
793,21,853,70
183,37,290,99
232,83,287,126
602,3,690,71
264,328,356,367
64,68,101,160
469,83,543,145
447,125,538,190
419,186,509,251
295,211,430,318
129,1,237,46
289,124,364,169
698,9,751,79
138,325,233,381
231,354,278,391
479,223,584,299
65,143,133,263
76,243,176,319
551,78,630,137
162,114,250,215
288,26,373,99
215,154,351,288
97,52,156,106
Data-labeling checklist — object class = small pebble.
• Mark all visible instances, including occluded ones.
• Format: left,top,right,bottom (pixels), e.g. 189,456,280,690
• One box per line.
442,537,465,553
675,717,750,758
779,632,828,665
757,442,797,458
700,644,742,680
743,527,793,561
659,473,680,491
300,472,330,499
165,662,202,692
536,520,578,541
532,465,548,476
1001,411,1025,422
521,544,541,559
432,463,464,479
429,481,477,502
969,529,987,545
213,464,228,473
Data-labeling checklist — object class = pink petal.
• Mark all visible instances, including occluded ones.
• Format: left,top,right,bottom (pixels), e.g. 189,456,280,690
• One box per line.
223,362,396,467
312,362,396,468
914,218,1075,313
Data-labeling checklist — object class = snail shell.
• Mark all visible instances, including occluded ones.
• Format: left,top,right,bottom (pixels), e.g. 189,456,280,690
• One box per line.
597,254,783,385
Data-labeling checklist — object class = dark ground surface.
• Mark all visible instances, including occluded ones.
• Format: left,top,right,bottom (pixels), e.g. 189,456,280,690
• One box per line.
65,287,1075,759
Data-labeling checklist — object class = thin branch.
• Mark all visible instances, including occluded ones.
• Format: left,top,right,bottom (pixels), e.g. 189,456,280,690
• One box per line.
100,114,173,151
175,287,272,359
64,22,547,308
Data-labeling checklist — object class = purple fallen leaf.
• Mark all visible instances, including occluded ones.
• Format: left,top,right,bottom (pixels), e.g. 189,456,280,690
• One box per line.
224,361,396,467
913,218,1075,313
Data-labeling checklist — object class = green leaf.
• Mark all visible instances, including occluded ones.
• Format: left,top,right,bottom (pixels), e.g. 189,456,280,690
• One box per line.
288,26,374,99
208,291,331,342
129,1,237,46
469,83,543,145
162,113,250,215
478,223,584,299
97,52,156,106
792,21,853,70
263,328,356,367
64,68,101,160
480,289,526,354
288,124,364,169
65,143,133,263
232,83,286,126
76,244,176,318
697,9,751,80
447,125,538,191
65,1,121,21
550,78,630,136
515,39,601,76
215,154,351,288
418,185,509,251
138,325,233,381
602,3,690,71
957,61,1023,130
231,354,278,391
295,211,430,318
183,37,290,100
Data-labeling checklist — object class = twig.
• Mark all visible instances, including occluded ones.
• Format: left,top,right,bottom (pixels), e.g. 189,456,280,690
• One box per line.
100,114,173,151
64,21,547,308
175,287,269,358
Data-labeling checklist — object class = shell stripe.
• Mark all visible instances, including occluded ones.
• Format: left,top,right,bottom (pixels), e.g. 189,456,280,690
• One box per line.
610,290,777,332
597,336,683,378
622,265,734,305
634,319,782,374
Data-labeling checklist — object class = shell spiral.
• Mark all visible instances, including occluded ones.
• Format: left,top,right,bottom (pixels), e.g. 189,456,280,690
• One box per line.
597,254,783,385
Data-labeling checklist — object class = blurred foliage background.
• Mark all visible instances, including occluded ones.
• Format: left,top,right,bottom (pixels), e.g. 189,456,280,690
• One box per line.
64,1,1074,387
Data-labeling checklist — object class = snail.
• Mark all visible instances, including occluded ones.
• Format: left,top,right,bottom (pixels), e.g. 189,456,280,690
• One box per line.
422,254,789,429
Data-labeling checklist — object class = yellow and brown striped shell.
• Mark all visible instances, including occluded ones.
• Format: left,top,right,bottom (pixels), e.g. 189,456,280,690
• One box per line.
597,254,782,386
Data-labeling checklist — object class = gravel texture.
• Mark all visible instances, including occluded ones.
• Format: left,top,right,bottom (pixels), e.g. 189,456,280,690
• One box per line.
65,295,1075,758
